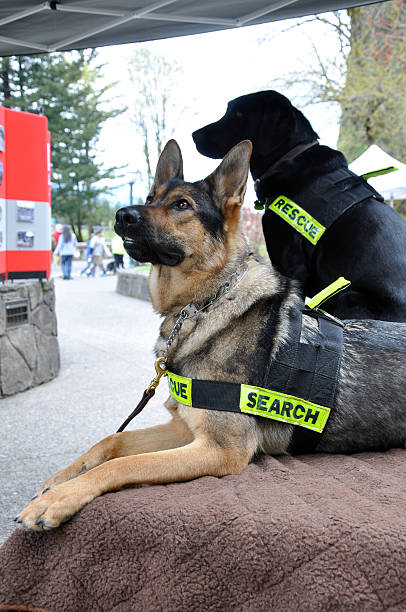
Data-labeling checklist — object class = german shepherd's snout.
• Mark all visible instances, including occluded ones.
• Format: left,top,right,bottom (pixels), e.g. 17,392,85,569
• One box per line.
115,206,142,231
115,197,186,268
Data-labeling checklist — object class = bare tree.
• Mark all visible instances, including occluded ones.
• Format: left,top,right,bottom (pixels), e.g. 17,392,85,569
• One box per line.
127,48,184,188
262,1,406,163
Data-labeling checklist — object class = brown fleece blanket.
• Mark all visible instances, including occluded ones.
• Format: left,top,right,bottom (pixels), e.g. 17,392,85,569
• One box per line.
1,449,405,612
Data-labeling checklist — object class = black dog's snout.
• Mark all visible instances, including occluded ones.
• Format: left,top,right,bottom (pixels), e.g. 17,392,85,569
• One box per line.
192,124,225,159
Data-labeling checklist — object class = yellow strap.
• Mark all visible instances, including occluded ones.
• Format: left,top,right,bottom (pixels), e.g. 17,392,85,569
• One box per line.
167,371,192,405
307,277,351,310
268,195,326,245
240,385,330,433
167,372,331,433
362,166,398,180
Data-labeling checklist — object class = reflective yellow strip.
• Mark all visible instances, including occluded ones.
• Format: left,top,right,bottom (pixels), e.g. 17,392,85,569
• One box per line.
307,276,351,309
167,371,330,434
240,385,330,433
167,371,192,406
268,195,326,245
362,166,398,180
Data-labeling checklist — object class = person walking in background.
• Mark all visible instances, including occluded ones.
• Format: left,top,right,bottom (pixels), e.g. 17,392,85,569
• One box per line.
87,228,111,277
111,233,125,272
51,223,63,250
51,223,63,267
54,225,77,280
80,233,95,277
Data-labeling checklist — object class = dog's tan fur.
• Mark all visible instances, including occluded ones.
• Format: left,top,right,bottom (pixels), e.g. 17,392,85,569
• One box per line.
17,139,283,531
19,137,403,531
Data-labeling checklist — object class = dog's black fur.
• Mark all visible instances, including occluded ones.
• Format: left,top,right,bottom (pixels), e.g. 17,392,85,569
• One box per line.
193,90,406,322
106,260,116,274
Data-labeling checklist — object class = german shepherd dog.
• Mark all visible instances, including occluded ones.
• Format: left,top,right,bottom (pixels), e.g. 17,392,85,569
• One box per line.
16,140,406,531
193,90,406,322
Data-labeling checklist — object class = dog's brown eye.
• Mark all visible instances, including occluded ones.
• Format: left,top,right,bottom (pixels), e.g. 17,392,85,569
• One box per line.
145,195,153,206
174,199,191,210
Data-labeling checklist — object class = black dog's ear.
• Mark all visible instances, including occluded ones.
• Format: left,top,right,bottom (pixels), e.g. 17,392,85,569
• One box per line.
255,96,319,159
152,139,184,189
206,140,252,212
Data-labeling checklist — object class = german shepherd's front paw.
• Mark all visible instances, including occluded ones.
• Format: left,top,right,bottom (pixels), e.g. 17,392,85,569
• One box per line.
15,479,95,531
33,463,89,498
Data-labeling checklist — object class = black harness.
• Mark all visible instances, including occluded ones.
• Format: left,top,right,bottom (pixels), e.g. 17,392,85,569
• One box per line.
167,303,344,455
256,166,384,244
117,273,347,456
299,167,383,234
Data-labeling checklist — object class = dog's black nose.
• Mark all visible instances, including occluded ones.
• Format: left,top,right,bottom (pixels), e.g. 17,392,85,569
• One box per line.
114,206,144,237
115,206,142,227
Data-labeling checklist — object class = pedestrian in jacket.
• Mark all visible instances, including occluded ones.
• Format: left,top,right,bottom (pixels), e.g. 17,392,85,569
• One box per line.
86,229,111,277
111,234,125,271
80,234,95,277
54,225,77,280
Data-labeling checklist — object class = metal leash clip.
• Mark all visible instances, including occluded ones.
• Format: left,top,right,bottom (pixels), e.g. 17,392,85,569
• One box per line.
145,358,168,395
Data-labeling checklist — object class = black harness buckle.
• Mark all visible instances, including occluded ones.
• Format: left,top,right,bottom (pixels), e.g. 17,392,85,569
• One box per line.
303,305,345,328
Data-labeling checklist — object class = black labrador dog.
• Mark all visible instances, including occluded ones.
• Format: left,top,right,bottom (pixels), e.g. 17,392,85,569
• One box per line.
193,90,406,322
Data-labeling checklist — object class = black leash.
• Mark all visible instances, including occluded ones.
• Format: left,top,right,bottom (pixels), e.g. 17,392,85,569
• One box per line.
116,389,156,433
116,359,167,433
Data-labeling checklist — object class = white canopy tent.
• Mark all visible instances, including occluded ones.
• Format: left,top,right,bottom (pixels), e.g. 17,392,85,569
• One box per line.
349,144,406,201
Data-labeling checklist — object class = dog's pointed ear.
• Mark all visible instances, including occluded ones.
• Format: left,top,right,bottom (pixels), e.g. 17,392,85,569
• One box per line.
206,140,252,212
152,139,184,189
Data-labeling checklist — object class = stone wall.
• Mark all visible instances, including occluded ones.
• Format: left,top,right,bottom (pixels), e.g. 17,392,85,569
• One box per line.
115,268,151,301
0,279,60,397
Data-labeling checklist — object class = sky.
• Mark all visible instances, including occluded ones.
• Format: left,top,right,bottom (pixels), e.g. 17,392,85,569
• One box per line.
95,15,343,208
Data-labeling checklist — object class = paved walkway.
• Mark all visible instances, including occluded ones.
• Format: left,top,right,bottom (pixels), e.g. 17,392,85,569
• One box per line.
0,263,169,545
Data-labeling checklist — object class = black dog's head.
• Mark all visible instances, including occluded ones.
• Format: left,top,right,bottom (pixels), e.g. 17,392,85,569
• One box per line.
192,90,319,176
114,139,252,273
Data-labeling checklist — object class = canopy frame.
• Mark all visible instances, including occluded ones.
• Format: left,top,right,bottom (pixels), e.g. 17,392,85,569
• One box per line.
0,0,385,56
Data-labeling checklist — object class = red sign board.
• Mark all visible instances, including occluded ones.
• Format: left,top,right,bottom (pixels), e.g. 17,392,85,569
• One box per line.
0,106,51,280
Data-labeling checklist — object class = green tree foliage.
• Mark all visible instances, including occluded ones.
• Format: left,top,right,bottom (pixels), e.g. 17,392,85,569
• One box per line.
0,51,122,240
127,48,184,188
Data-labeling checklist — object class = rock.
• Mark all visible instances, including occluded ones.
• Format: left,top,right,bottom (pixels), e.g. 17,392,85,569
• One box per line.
33,329,52,385
42,279,55,311
48,336,60,377
31,304,54,336
28,281,43,311
0,336,33,396
0,279,60,397
7,325,37,370
116,269,151,301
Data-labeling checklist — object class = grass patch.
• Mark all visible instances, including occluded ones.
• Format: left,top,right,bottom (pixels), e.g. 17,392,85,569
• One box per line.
133,264,151,274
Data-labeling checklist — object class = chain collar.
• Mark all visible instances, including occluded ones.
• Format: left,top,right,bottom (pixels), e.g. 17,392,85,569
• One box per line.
160,258,249,364
116,258,249,433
